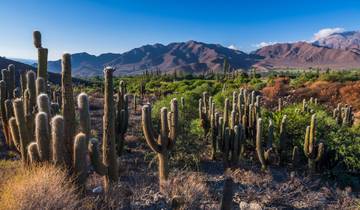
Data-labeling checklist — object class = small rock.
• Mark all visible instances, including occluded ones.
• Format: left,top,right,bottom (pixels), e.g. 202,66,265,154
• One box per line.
240,201,262,210
240,201,250,210
92,186,103,193
249,202,262,210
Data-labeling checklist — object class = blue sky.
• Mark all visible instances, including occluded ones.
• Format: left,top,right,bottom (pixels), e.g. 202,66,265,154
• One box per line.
1,0,360,60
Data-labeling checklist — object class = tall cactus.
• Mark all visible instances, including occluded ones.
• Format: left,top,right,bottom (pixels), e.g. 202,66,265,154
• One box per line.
256,118,272,171
102,67,118,190
115,80,129,155
141,98,178,191
0,80,11,147
61,53,76,166
279,115,288,164
210,103,219,160
304,114,324,173
33,31,48,83
199,92,210,140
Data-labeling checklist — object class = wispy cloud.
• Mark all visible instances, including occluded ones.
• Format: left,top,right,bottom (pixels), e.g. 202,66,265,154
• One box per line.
253,41,278,48
228,44,238,50
312,27,344,41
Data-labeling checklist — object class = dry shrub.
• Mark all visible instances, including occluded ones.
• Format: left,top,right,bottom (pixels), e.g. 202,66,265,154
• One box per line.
0,164,81,210
162,172,210,210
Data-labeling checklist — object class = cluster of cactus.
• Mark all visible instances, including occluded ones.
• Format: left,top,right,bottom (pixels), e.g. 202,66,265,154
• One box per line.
333,103,354,126
199,92,211,140
255,118,274,171
303,114,324,173
141,98,178,191
302,97,317,113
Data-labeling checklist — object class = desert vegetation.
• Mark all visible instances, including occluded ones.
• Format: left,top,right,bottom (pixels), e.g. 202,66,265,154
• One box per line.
0,31,359,209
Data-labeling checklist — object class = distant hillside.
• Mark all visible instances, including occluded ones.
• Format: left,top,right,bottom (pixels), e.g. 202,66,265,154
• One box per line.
48,41,261,77
0,57,85,85
313,31,360,52
252,42,360,70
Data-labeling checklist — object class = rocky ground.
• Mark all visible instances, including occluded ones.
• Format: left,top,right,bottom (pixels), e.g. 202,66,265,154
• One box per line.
81,94,359,209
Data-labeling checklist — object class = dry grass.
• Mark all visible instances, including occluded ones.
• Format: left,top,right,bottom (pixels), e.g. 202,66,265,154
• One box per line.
162,172,212,210
0,164,82,210
0,160,21,188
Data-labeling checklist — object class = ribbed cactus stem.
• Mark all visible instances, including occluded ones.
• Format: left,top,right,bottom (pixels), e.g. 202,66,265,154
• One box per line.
28,142,40,164
88,138,107,175
26,71,36,114
35,112,50,161
37,93,51,119
279,115,288,164
33,31,42,48
9,117,21,151
37,48,48,83
20,70,27,97
256,118,272,171
304,114,324,173
77,93,91,142
116,80,129,155
7,64,15,99
141,99,178,191
51,115,66,165
223,98,230,128
73,132,88,192
13,99,30,165
61,53,76,166
36,77,46,96
103,67,118,190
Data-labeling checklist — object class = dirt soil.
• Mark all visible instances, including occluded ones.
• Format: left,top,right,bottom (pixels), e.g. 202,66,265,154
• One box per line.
82,94,359,209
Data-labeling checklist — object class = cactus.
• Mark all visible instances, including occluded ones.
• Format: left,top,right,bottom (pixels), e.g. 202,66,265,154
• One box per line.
36,77,47,96
26,71,37,115
279,115,288,164
210,103,219,160
73,132,88,192
304,114,324,173
292,146,299,168
278,97,282,112
256,118,272,171
9,117,21,151
0,81,11,147
13,99,30,165
115,80,129,155
51,115,66,165
61,53,76,166
27,142,40,164
35,112,50,161
7,64,15,99
33,31,48,83
199,92,211,140
102,67,118,190
141,98,178,191
77,93,90,142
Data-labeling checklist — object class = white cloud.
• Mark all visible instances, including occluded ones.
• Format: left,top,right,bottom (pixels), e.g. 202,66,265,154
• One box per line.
228,44,238,50
312,27,344,41
253,41,278,48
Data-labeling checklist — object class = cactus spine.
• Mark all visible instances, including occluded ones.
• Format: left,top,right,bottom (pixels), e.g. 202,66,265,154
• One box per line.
142,98,178,191
13,99,30,165
304,114,324,173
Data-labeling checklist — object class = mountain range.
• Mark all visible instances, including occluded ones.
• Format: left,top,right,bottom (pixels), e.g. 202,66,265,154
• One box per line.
5,30,360,77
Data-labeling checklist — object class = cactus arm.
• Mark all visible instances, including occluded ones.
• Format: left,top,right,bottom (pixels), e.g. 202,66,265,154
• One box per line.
27,142,40,164
13,99,30,165
309,114,316,154
168,98,178,148
77,93,91,142
304,126,310,156
35,112,50,161
88,138,107,176
73,133,88,191
9,117,21,151
256,118,267,170
315,143,324,162
141,105,161,153
51,115,66,165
